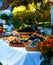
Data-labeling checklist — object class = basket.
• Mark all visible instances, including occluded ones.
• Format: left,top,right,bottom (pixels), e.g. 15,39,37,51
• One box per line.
25,44,38,51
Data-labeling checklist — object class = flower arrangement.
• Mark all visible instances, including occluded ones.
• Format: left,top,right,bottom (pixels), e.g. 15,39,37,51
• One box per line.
37,35,53,65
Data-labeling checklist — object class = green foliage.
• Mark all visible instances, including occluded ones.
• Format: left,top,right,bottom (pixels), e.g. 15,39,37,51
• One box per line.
0,13,13,25
35,10,50,22
39,22,50,28
12,10,38,27
12,11,25,28
1,14,9,21
40,60,52,65
34,0,43,4
34,10,51,28
43,2,51,10
10,0,33,9
18,24,36,32
0,62,2,65
12,11,39,32
23,12,36,25
12,6,26,13
12,9,51,28
40,51,53,65
10,0,44,9
40,47,53,65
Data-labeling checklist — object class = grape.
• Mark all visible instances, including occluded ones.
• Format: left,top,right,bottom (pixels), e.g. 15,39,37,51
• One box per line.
29,35,37,40
29,38,40,46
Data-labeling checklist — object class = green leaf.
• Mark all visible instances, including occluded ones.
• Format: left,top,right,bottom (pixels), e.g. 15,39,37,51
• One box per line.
0,62,3,65
40,60,52,65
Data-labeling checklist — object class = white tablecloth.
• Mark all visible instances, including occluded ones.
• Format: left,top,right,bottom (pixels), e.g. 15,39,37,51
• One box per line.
0,40,43,65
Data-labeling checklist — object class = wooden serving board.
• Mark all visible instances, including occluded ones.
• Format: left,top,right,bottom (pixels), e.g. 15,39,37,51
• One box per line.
9,43,25,47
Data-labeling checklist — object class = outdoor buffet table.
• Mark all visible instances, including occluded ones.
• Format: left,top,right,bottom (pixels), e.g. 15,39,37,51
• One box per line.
0,40,43,65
